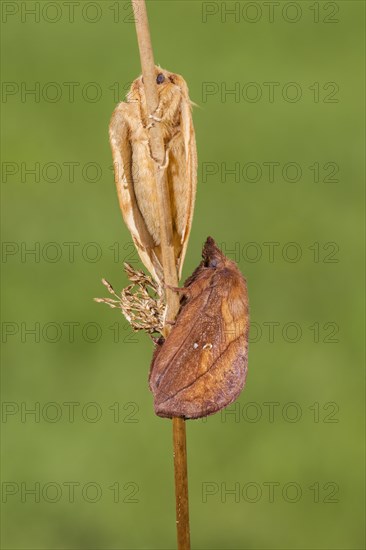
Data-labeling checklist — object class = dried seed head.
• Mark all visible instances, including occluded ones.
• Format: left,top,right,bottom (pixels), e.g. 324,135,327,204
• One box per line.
95,264,165,335
101,278,115,294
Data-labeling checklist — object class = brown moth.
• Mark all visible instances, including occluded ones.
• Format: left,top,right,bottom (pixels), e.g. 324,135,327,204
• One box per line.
149,237,250,419
109,66,197,284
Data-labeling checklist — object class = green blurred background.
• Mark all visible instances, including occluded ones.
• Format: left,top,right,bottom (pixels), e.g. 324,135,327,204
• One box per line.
1,1,364,548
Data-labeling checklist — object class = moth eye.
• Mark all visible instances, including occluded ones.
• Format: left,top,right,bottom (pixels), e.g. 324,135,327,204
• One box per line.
156,73,165,85
209,259,218,268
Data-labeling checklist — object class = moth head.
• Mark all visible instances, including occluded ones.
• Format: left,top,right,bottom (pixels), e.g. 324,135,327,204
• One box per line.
202,237,226,269
128,67,189,116
133,67,180,89
128,68,166,99
153,67,183,97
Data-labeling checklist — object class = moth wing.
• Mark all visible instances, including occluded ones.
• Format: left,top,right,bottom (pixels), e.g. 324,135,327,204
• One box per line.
149,285,214,393
160,336,248,419
150,273,249,418
109,102,163,283
178,97,197,279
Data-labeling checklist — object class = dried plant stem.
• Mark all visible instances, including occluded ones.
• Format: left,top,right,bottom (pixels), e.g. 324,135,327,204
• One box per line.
131,1,190,549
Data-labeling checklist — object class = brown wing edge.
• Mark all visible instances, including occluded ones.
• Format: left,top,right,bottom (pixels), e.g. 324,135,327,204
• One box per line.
153,334,249,419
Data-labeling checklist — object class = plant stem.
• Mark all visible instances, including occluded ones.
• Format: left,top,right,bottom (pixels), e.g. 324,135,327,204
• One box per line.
131,1,190,548
172,417,190,549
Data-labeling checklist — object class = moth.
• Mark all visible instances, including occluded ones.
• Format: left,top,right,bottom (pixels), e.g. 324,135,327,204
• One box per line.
149,237,250,419
109,66,197,284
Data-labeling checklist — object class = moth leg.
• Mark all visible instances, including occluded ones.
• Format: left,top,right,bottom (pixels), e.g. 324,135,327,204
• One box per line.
151,335,165,345
159,154,170,171
146,111,163,130
165,284,191,297
158,131,181,170
148,114,162,123
165,284,184,293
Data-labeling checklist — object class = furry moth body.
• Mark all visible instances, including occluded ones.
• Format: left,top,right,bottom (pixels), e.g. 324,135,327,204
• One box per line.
149,237,250,419
109,67,197,284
